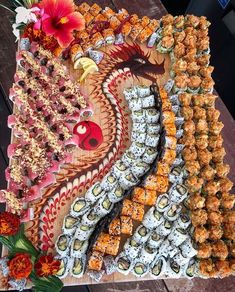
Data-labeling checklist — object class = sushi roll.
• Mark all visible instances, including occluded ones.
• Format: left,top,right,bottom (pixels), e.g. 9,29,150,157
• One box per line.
180,238,197,258
145,134,160,148
168,227,188,246
102,28,115,44
172,252,189,266
157,220,173,237
166,259,184,278
85,182,104,203
132,202,145,221
93,196,114,217
89,50,104,64
100,173,118,191
132,262,149,277
147,124,161,135
131,161,150,178
70,239,88,257
63,215,80,235
81,210,101,227
112,160,128,178
169,167,183,184
121,199,133,216
75,224,94,241
91,32,104,48
142,147,158,164
169,184,188,203
176,213,191,229
131,110,146,123
106,235,120,256
150,256,167,278
132,131,147,144
184,258,196,279
142,95,155,108
129,98,142,111
90,3,102,17
164,204,181,221
70,44,83,62
156,194,170,213
70,198,91,217
139,246,158,264
119,171,139,190
165,136,177,150
123,87,138,101
120,216,133,235
121,151,136,166
145,109,160,123
56,257,71,279
132,123,147,133
124,238,142,260
176,129,184,139
116,252,133,275
121,22,132,38
142,207,164,229
88,251,104,271
115,33,124,45
109,218,121,236
55,234,71,257
176,144,184,154
71,256,86,278
147,32,158,48
137,85,151,97
93,233,110,253
129,142,146,157
77,2,90,14
132,225,151,244
158,239,172,257
147,231,164,248
108,185,124,203
102,7,115,18
87,269,105,282
137,27,154,43
103,256,116,275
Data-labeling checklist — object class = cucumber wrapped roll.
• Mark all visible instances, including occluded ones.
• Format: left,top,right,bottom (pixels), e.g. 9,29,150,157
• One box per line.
75,224,94,241
93,196,114,217
156,194,170,213
168,227,188,245
132,262,149,277
55,234,71,257
100,172,118,191
164,204,181,221
62,215,80,235
147,231,164,248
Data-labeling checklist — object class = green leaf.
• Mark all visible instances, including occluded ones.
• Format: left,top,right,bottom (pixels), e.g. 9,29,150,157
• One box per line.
0,4,16,14
0,236,14,251
30,272,63,292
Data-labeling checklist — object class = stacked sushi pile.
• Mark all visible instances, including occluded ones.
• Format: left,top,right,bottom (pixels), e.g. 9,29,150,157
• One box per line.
55,85,162,279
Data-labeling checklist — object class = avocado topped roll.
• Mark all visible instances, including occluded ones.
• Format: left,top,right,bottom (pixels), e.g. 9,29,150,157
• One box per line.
142,147,158,164
132,262,149,277
133,225,151,244
116,252,133,275
56,257,70,279
108,185,124,203
147,232,164,248
55,234,71,257
85,182,104,203
168,227,188,245
93,195,114,216
124,238,142,260
156,194,170,213
75,224,94,241
100,172,118,191
169,184,188,203
63,215,80,235
112,160,128,178
157,220,173,236
131,110,146,123
176,213,191,229
71,256,86,278
164,204,182,221
70,198,91,217
142,207,164,229
70,239,88,257
81,210,101,226
150,256,167,278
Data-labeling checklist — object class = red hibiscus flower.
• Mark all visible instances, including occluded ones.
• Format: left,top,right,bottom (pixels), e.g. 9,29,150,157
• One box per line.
0,212,20,236
35,254,60,277
8,253,33,280
39,0,85,48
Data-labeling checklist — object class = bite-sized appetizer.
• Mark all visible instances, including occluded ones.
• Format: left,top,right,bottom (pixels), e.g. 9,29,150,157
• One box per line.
181,106,194,120
195,134,208,149
201,76,215,93
197,36,210,51
180,134,196,147
207,108,220,122
162,14,174,26
223,223,235,240
199,16,211,30
221,193,235,209
77,2,90,14
212,147,226,163
194,226,209,243
116,8,129,21
164,123,177,136
193,106,206,120
187,61,200,75
109,218,121,236
88,251,104,271
215,260,231,278
174,15,185,30
129,14,139,25
197,148,212,166
89,3,102,17
162,24,173,36
178,92,192,106
206,196,220,211
191,209,208,226
223,210,235,224
173,43,186,59
157,36,175,53
219,177,233,193
187,75,202,92
201,165,216,181
199,259,216,278
199,66,214,78
137,27,153,43
129,23,144,41
109,16,121,30
197,54,210,66
183,48,197,62
207,211,223,225
204,180,220,196
195,119,208,134
209,121,224,136
84,12,94,25
183,33,197,49
188,193,206,210
208,225,223,240
197,29,209,39
148,19,160,32
183,120,196,134
173,59,188,74
174,30,186,43
182,146,197,161
208,134,223,149
102,7,115,19
185,15,200,28
185,160,201,175
185,176,203,193
212,240,229,260
204,93,217,108
197,241,212,258
120,216,133,235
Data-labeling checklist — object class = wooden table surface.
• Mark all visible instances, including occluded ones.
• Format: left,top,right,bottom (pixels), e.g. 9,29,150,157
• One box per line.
0,0,234,291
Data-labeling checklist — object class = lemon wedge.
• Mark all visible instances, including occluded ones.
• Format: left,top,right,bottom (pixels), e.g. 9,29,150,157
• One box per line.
74,57,98,82
80,64,99,82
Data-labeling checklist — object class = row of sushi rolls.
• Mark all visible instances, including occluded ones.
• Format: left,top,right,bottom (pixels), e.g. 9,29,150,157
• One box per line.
52,3,235,281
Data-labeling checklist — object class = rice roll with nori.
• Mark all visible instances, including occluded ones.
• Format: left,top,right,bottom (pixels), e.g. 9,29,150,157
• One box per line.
142,147,158,164
169,184,188,203
75,224,94,241
184,258,196,278
180,238,197,258
56,257,70,279
88,251,104,271
70,198,91,217
112,160,128,178
70,239,88,257
104,256,116,275
147,231,164,248
87,269,105,282
156,194,170,212
145,134,160,148
176,213,191,229
81,211,101,226
132,262,149,277
157,220,173,236
151,256,167,278
139,246,158,263
132,123,147,133
142,207,164,229
100,173,118,191
166,259,184,278
71,256,85,278
123,87,138,101
108,185,124,203
93,196,113,216
122,151,136,166
119,171,139,190
131,131,147,144
142,95,155,108
133,225,151,244
164,204,181,221
85,182,104,203
56,234,71,256
129,98,143,111
116,252,133,275
145,109,160,123
137,85,151,97
131,110,146,123
124,238,142,259
172,252,190,265
129,142,146,157
63,215,80,235
169,166,183,184
168,227,188,245
131,161,150,178
147,124,161,135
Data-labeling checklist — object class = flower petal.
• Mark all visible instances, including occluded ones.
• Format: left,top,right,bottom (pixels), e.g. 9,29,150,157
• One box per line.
55,30,74,48
62,12,85,31
42,18,57,35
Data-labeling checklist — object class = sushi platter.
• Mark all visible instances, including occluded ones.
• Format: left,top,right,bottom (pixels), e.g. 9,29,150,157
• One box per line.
0,0,234,288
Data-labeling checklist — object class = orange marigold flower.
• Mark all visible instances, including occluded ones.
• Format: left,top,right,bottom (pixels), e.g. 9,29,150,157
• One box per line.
0,212,20,236
8,253,33,280
35,254,60,277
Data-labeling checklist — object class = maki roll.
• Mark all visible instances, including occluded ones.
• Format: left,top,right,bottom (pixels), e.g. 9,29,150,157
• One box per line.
102,29,115,45
184,258,196,278
88,251,104,271
142,207,164,229
71,256,85,278
145,109,160,124
157,220,173,236
100,173,118,191
172,252,189,266
103,256,116,275
131,110,146,123
151,256,167,278
116,252,133,275
120,216,133,235
131,160,150,178
70,198,90,217
108,185,124,203
129,142,146,157
169,184,188,203
109,218,121,236
119,171,139,190
122,151,136,166
157,36,174,53
147,32,158,48
166,259,184,278
70,239,88,257
75,224,94,241
158,239,172,257
132,262,149,277
55,234,71,257
180,238,197,258
132,123,147,133
81,211,101,227
124,238,142,260
112,160,128,178
131,131,147,144
137,27,154,43
168,227,188,246
123,87,138,101
142,95,155,108
132,225,151,244
156,194,170,213
147,124,161,135
169,166,183,184
85,182,104,203
56,257,71,279
63,215,80,235
164,204,181,221
132,202,145,221
147,231,164,248
165,137,177,150
176,213,191,229
106,235,120,256
145,134,160,148
137,85,151,97
142,147,158,164
93,196,114,217
94,233,110,253
139,246,158,264
91,32,104,48
129,98,143,111
87,269,105,282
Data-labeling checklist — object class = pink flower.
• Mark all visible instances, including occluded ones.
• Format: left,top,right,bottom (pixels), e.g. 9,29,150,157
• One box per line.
39,0,85,48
